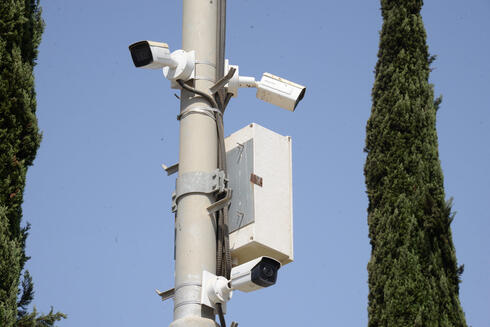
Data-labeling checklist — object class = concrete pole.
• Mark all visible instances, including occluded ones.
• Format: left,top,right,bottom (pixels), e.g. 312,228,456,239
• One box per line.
169,1,219,327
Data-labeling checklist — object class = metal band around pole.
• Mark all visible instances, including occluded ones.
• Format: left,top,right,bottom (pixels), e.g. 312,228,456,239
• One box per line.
177,106,221,121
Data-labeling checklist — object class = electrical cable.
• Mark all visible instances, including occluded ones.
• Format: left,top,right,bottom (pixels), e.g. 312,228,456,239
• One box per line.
177,79,219,109
215,92,232,280
217,303,226,327
215,0,232,277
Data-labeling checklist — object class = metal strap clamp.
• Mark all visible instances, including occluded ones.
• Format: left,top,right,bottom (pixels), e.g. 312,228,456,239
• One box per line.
177,106,222,121
195,60,216,68
172,169,228,212
194,60,217,82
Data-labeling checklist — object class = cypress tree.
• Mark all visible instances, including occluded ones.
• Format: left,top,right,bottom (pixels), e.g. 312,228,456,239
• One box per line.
0,0,65,325
364,0,467,326
0,206,22,326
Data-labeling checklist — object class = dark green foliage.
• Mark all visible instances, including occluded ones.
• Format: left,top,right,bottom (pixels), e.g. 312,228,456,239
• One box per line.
0,206,22,327
16,307,66,327
364,0,467,326
0,0,65,325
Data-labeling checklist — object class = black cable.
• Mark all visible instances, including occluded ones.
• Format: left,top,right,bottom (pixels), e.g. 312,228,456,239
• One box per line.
215,111,232,279
177,79,219,109
217,303,226,327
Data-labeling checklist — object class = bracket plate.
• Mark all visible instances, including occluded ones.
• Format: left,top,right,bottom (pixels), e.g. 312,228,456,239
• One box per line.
226,139,255,232
156,288,175,302
172,169,228,212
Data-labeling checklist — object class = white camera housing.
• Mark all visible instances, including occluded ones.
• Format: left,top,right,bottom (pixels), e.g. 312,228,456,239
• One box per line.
129,41,175,69
229,256,281,293
224,62,306,111
256,73,306,112
129,40,195,86
201,257,281,311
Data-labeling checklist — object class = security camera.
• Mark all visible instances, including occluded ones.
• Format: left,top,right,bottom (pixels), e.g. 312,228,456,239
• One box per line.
201,256,281,311
224,62,306,111
129,41,176,69
256,73,306,112
229,256,281,293
128,40,195,85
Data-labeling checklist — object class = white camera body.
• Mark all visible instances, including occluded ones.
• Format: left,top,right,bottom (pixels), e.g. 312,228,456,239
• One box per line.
256,73,306,112
129,41,174,69
201,256,281,311
129,40,195,85
229,256,281,293
224,62,306,111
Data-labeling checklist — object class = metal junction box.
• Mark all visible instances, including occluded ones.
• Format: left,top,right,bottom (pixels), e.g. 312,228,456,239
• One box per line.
225,123,293,266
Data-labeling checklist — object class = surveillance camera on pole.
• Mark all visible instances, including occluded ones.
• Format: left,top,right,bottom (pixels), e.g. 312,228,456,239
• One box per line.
201,257,281,310
129,4,305,326
225,60,306,111
129,40,195,87
128,44,306,110
229,256,281,292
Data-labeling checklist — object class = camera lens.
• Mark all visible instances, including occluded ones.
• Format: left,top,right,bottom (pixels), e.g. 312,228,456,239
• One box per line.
262,265,274,278
251,257,280,287
129,41,153,67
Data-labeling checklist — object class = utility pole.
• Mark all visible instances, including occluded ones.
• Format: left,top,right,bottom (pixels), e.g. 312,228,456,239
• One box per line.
170,1,220,326
128,1,304,325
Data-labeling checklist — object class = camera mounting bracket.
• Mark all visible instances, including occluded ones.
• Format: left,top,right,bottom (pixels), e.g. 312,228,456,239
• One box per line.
171,169,228,212
201,270,232,313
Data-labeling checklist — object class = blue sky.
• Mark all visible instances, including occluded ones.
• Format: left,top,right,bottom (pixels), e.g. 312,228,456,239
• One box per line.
23,0,489,326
